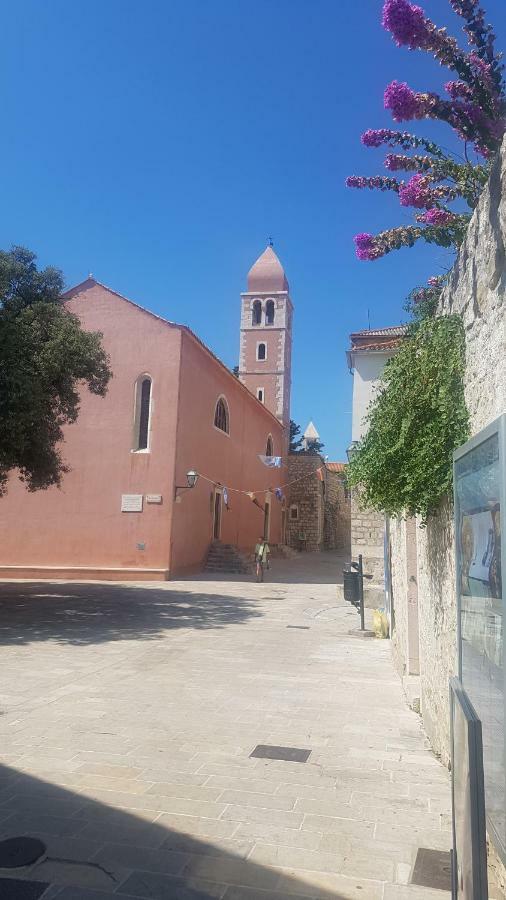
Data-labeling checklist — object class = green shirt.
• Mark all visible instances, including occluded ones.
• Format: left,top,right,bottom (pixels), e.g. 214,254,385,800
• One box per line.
255,542,269,562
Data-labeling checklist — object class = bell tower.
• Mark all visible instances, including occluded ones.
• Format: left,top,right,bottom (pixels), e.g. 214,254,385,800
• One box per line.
238,245,293,430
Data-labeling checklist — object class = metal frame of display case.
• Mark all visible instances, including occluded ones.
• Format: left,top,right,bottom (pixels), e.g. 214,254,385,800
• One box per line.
453,413,506,867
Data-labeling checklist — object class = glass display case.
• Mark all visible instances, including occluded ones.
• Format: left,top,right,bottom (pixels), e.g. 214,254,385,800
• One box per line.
454,415,505,864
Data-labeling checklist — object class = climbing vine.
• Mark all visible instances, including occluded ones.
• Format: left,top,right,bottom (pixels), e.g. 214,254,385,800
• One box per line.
347,314,468,521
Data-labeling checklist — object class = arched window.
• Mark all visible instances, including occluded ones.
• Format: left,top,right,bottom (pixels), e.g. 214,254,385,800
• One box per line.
252,300,262,325
257,342,266,361
265,299,275,325
134,375,152,451
214,397,229,434
257,388,264,403
266,435,273,456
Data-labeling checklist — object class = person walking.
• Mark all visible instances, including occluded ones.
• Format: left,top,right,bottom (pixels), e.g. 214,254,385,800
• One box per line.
254,536,270,583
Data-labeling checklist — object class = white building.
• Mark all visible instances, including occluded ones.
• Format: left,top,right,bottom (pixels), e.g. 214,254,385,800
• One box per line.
346,326,407,601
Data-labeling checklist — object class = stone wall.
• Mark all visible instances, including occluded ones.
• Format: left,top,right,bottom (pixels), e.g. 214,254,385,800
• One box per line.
389,138,506,883
286,456,351,553
324,471,351,552
389,517,408,677
286,454,325,552
418,141,504,761
351,491,385,604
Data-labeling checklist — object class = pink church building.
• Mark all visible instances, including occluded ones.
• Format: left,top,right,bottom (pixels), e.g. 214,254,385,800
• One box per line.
0,247,294,580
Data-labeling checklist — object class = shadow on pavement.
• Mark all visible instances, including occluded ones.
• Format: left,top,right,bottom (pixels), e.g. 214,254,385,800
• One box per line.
182,553,347,587
0,583,262,646
0,762,355,900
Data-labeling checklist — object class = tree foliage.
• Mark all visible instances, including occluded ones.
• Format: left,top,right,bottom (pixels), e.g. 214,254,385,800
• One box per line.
305,438,325,455
0,247,112,495
347,315,468,520
289,419,303,453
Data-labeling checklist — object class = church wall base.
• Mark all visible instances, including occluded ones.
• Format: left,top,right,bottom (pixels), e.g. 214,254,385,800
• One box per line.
0,566,170,582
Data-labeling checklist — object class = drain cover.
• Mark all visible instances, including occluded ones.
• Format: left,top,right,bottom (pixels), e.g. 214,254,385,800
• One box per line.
286,625,310,630
411,848,452,891
0,837,46,868
250,744,311,763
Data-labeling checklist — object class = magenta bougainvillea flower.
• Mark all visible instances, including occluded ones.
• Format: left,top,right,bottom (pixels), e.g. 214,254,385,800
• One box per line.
381,0,431,49
445,80,473,101
399,174,433,207
354,233,380,261
417,209,455,225
384,81,428,120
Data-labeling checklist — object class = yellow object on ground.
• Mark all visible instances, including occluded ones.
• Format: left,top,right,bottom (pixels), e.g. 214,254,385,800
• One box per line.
372,608,389,638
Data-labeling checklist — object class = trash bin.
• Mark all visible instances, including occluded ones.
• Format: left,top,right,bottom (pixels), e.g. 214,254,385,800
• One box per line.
343,569,360,605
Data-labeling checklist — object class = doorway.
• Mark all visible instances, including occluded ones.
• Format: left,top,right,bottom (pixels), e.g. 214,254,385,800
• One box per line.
263,499,271,541
213,490,222,540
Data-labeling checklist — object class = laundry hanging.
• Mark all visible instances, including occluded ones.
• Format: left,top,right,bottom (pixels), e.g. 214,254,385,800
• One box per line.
258,455,282,468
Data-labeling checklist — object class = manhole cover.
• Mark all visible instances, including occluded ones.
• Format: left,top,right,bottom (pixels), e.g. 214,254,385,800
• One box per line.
411,848,452,892
250,744,311,763
0,837,46,868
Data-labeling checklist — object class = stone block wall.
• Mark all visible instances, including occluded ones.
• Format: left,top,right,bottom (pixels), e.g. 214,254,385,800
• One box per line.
324,471,351,552
286,454,325,552
416,141,505,762
388,137,506,884
351,491,385,604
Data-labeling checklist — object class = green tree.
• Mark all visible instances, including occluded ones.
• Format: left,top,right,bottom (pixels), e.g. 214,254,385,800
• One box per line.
289,419,303,453
305,438,325,455
347,315,468,520
0,246,112,495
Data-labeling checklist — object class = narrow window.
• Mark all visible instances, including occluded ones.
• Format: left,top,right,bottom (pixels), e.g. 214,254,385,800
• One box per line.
257,343,266,361
290,504,299,521
134,376,152,450
265,299,275,325
257,388,264,403
266,435,273,456
214,397,229,433
252,300,262,325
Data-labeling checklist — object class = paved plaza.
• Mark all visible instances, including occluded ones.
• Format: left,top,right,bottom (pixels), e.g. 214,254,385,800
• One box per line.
0,553,454,900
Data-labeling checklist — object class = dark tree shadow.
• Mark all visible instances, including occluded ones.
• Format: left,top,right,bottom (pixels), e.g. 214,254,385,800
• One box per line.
0,763,355,900
0,583,262,647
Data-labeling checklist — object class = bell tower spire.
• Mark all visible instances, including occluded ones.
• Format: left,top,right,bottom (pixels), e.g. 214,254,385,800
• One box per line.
238,245,293,430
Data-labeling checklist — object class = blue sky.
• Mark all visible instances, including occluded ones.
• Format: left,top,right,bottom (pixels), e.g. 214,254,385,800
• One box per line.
1,0,504,459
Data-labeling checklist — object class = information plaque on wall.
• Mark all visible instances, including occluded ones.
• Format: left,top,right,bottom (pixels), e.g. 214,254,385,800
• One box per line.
121,494,143,512
453,414,506,868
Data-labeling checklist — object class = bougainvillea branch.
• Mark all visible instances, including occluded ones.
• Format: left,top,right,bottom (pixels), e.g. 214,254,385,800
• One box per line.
354,217,470,261
382,0,505,129
348,0,505,265
361,129,446,156
404,273,450,320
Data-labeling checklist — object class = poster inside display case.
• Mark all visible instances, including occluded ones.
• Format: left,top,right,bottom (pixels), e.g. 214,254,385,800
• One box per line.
454,415,506,864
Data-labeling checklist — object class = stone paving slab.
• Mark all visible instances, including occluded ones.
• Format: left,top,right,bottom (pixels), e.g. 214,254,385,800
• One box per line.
0,553,461,899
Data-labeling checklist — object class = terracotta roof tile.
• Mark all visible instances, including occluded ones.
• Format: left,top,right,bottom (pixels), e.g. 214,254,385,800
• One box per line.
326,462,347,473
349,324,408,352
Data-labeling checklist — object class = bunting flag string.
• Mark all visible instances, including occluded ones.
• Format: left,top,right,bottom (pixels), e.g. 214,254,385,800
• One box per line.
195,465,325,499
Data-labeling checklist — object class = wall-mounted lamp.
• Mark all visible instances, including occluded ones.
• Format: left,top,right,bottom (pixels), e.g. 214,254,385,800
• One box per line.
174,469,199,500
346,441,359,463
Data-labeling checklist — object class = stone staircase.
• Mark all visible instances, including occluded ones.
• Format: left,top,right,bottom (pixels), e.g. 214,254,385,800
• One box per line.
204,542,253,575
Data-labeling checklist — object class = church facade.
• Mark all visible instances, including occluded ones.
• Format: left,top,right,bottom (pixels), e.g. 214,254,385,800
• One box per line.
0,247,293,580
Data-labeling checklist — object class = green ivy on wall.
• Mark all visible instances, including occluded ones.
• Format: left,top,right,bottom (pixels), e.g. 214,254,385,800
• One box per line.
347,315,469,521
